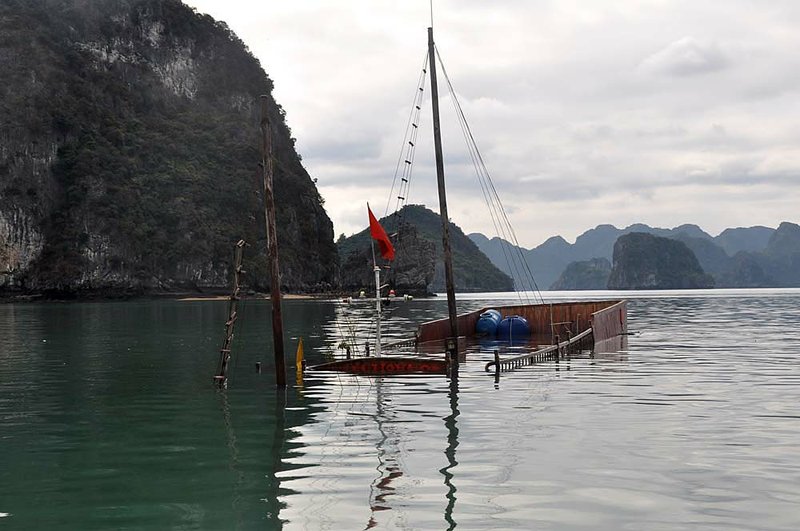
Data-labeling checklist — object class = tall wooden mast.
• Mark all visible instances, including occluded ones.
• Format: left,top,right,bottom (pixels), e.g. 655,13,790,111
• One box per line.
260,95,287,387
427,27,459,359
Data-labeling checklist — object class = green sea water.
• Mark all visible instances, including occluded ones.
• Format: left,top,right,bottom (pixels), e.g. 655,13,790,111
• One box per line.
2,290,800,529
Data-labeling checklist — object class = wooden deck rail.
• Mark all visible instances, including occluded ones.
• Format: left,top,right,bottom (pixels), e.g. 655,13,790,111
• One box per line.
484,327,594,374
382,337,417,351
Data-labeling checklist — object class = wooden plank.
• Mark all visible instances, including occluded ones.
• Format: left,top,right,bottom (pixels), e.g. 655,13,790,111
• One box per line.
591,300,627,342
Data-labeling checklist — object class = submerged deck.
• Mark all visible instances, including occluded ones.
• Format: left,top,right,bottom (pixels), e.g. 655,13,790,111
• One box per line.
307,300,627,375
415,299,627,347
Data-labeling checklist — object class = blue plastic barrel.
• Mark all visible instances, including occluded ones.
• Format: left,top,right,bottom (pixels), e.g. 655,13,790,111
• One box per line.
475,309,502,336
497,315,531,338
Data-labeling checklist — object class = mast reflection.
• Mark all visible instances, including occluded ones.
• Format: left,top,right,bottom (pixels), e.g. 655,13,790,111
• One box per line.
440,370,459,529
366,379,404,529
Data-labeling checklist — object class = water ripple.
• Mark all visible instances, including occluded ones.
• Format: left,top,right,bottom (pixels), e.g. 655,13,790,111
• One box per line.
2,291,800,529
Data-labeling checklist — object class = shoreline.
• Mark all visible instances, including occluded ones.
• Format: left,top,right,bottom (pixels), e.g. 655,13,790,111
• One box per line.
177,293,318,301
0,286,438,304
0,290,339,304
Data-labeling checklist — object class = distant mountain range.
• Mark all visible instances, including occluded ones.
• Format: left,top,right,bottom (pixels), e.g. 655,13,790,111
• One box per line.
469,222,800,289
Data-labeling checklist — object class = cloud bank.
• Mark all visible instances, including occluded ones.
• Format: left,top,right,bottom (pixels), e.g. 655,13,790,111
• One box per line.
185,0,800,246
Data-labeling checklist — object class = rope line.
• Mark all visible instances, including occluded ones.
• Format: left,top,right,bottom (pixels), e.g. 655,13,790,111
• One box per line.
434,46,544,304
385,51,429,219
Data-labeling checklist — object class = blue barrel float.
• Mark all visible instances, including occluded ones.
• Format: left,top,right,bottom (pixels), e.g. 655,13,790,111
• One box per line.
475,309,502,336
497,315,532,338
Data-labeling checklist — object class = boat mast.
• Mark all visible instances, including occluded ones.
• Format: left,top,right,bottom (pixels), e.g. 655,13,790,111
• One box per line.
260,95,287,387
373,243,382,356
427,26,459,358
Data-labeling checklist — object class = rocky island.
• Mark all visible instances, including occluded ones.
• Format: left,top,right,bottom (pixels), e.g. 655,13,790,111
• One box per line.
549,258,611,290
607,233,715,290
337,205,513,295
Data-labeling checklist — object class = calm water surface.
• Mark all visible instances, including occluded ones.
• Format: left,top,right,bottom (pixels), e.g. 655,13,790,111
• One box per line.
1,289,799,530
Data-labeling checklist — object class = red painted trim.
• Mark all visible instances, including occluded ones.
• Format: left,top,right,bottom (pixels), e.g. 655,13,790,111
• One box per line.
308,357,448,375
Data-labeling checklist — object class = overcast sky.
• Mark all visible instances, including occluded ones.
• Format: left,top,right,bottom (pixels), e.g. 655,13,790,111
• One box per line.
185,0,799,248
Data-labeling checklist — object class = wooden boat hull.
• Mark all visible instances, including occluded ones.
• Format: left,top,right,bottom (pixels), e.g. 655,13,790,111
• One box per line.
307,356,448,375
416,300,627,346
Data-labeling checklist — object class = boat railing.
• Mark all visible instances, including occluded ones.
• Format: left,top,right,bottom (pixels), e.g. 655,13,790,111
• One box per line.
382,337,417,351
484,327,594,374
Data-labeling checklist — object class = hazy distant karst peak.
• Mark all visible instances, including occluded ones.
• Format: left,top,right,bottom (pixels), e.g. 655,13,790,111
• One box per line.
469,220,798,290
672,224,713,240
540,235,570,249
550,257,611,290
766,222,800,256
466,232,490,245
580,224,620,236
716,226,774,255
625,223,651,232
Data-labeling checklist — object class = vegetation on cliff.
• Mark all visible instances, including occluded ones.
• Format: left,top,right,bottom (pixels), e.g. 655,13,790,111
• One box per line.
338,205,513,294
608,233,714,290
549,258,611,290
0,0,337,295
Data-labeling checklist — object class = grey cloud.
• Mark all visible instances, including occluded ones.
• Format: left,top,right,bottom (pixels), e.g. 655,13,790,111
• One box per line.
304,137,382,162
186,0,800,247
640,37,731,77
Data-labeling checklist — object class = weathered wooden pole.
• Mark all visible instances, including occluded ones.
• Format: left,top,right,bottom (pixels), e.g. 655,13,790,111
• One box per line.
261,95,287,387
428,26,459,361
554,334,560,362
214,239,246,388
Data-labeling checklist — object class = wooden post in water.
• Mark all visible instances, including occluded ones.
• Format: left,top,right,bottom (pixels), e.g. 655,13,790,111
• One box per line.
555,334,560,362
261,95,287,387
214,239,246,388
428,26,459,360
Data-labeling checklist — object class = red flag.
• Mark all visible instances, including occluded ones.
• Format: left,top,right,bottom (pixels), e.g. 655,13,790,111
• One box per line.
368,205,395,261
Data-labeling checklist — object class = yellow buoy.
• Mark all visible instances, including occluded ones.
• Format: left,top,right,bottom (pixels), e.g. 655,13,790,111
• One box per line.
295,337,304,373
295,337,305,387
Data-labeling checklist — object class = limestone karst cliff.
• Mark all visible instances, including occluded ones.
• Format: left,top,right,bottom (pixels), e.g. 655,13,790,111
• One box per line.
607,233,715,290
0,0,337,296
549,257,611,290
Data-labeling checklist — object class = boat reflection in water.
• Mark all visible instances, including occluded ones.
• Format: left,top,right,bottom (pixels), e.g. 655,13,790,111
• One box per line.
440,371,459,530
279,336,633,528
274,368,463,529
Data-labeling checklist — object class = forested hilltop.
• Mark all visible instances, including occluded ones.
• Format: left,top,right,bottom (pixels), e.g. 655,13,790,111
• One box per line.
338,205,513,294
0,0,337,297
607,233,715,290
